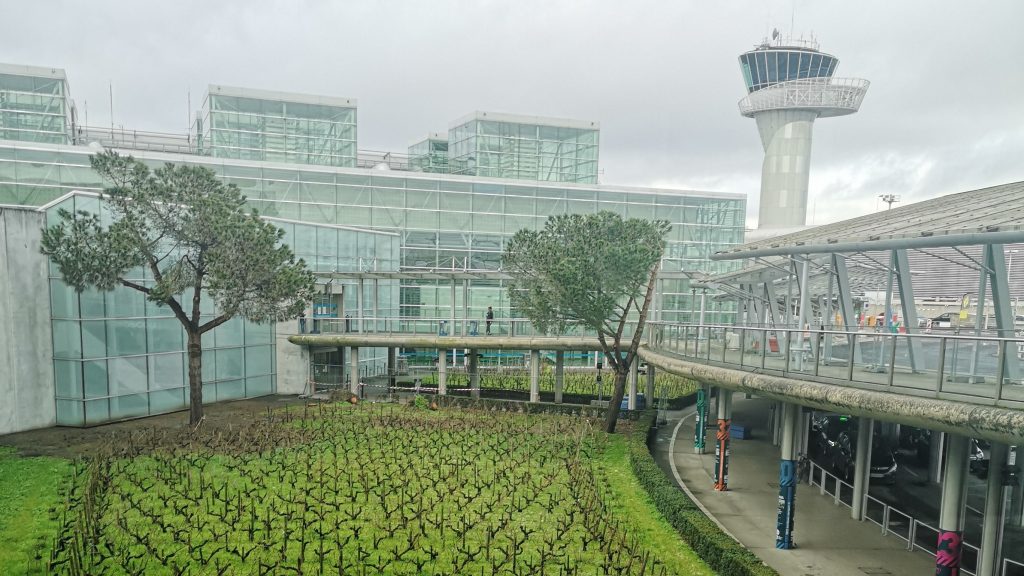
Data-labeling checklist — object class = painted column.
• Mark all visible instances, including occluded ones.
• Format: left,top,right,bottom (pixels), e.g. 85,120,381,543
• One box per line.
936,434,970,576
713,389,733,491
645,363,655,408
554,351,564,404
851,417,874,520
529,350,541,403
628,357,639,410
773,401,783,447
776,402,798,549
979,442,1008,576
349,346,360,396
694,385,708,454
437,349,447,395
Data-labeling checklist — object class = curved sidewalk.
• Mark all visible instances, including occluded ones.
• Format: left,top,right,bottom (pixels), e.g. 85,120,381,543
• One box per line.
654,395,934,575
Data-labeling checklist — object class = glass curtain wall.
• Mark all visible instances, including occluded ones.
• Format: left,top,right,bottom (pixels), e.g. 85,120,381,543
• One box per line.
408,135,448,173
0,68,71,144
46,193,400,426
203,90,357,167
739,49,838,93
448,118,599,184
6,140,744,342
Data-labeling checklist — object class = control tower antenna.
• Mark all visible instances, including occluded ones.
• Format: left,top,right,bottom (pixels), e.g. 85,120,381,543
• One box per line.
737,35,870,230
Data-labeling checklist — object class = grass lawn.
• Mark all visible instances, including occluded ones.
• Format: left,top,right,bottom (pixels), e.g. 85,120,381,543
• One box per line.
0,447,72,575
596,433,714,576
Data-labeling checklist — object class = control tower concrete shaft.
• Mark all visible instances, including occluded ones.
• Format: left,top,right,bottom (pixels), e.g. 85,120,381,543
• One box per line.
738,36,869,229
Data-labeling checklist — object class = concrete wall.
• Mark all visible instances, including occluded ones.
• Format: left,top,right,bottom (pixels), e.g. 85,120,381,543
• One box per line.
0,207,55,434
275,318,310,395
754,109,817,229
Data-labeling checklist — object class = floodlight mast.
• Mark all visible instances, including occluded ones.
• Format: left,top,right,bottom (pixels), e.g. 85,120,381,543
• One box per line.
879,194,901,210
738,35,869,230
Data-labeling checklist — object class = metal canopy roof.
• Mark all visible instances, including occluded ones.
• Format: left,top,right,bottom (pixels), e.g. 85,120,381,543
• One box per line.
701,181,1024,301
713,181,1024,260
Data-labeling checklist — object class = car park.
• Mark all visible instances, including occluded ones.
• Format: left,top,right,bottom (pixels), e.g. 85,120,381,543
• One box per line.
809,414,898,484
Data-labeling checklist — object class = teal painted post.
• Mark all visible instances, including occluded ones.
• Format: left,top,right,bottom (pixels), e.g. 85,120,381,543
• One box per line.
694,386,707,453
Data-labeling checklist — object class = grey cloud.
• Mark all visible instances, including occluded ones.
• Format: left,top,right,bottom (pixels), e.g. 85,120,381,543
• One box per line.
2,0,1022,228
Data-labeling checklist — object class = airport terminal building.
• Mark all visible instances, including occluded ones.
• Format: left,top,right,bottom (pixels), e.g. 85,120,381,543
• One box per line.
0,62,745,432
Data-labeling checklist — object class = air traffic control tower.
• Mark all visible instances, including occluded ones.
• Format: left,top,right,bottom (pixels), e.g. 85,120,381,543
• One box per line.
738,35,869,230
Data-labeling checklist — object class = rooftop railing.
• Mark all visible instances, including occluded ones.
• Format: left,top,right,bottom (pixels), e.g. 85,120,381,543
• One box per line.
738,77,870,117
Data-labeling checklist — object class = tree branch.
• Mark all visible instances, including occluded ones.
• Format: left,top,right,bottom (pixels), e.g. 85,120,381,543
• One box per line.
119,279,151,294
199,313,232,335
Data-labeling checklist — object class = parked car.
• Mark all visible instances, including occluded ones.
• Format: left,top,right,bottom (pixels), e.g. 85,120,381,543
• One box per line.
809,414,898,484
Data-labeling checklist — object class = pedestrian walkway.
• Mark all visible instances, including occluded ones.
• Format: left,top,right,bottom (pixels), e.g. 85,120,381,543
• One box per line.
654,395,935,576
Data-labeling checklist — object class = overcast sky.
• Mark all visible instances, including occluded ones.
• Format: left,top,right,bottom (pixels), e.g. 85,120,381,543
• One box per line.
4,1,1022,227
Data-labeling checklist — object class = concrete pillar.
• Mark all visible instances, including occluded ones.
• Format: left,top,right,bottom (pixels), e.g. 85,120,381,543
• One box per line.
529,350,541,403
930,431,947,484
936,434,970,576
386,347,396,391
851,418,874,521
773,401,783,447
437,349,447,395
694,385,709,454
469,350,480,399
628,357,638,410
349,346,360,396
776,402,798,549
645,363,655,408
714,389,733,491
554,351,564,404
979,443,1008,576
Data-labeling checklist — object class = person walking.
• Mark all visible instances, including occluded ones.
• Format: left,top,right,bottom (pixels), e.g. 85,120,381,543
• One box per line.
485,306,494,335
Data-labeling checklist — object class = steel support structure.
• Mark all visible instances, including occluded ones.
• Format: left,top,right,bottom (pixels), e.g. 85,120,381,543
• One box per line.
979,443,1009,576
851,417,874,521
529,349,541,403
437,349,447,395
893,249,923,371
349,346,360,396
554,351,564,404
628,357,639,410
832,253,863,364
469,350,480,399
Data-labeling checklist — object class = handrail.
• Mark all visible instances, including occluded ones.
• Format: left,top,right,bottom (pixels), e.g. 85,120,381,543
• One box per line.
645,321,1024,406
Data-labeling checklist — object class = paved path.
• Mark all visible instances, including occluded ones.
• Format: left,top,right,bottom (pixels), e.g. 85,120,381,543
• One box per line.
654,395,936,576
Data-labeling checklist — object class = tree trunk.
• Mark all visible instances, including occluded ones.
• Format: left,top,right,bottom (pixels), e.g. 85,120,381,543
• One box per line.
603,367,630,433
187,330,204,426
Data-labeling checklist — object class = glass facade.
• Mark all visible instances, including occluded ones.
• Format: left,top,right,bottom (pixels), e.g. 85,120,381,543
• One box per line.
0,65,72,145
408,134,449,174
1,139,744,325
448,114,599,184
739,49,838,93
201,86,357,167
46,192,399,426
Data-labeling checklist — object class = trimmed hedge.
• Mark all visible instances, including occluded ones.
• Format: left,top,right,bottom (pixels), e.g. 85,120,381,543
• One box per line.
628,411,778,576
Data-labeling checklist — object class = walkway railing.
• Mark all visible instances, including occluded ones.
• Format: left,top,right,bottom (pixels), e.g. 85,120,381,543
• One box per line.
647,322,1024,406
807,460,985,575
298,316,620,340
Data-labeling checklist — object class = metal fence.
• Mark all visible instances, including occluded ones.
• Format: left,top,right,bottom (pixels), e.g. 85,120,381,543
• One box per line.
807,460,985,574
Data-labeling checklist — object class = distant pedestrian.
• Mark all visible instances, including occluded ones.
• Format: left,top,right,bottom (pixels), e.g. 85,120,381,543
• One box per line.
485,306,494,335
